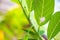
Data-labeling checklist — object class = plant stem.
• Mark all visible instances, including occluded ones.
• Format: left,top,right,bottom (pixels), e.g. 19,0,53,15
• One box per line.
18,0,33,32
42,34,48,40
17,0,48,40
18,0,30,21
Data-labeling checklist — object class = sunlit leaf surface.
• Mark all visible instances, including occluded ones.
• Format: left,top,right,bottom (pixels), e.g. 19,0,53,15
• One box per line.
32,0,54,26
47,12,60,40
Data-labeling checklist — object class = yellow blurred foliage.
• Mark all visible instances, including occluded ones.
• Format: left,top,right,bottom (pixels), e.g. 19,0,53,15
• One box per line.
0,0,29,39
0,30,4,40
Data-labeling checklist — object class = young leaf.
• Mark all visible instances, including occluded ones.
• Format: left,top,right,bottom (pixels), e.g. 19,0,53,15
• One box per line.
47,12,60,40
30,10,39,32
32,0,54,26
26,0,33,12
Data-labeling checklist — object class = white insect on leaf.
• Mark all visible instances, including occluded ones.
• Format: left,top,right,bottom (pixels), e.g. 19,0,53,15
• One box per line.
40,17,45,22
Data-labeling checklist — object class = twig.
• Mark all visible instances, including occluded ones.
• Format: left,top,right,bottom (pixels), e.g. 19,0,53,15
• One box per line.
18,0,30,22
42,34,48,40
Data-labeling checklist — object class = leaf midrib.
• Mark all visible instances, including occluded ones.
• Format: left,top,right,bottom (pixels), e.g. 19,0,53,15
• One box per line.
41,0,52,17
41,0,44,17
29,0,33,12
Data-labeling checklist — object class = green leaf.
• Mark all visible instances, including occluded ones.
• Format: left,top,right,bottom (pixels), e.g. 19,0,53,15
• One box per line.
23,34,29,40
47,12,60,40
30,10,44,36
32,0,54,26
19,0,29,17
30,10,39,32
54,32,60,40
26,0,33,12
39,30,44,36
23,29,35,35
